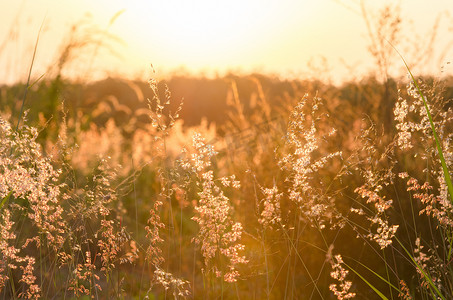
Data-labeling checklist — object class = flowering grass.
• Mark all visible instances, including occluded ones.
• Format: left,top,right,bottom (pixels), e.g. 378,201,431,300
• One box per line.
0,66,452,299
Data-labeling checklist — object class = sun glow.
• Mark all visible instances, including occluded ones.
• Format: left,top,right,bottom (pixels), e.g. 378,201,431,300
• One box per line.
106,0,321,74
140,1,255,62
1,0,450,83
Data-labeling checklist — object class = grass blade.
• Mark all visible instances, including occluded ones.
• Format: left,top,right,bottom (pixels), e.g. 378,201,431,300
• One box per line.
346,257,401,294
0,191,13,210
343,261,389,300
15,17,45,132
392,45,453,206
396,238,445,300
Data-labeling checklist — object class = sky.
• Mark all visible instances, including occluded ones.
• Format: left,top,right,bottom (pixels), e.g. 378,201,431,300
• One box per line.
0,0,452,84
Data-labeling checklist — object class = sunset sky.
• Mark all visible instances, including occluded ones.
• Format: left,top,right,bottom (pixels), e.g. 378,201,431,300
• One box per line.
0,0,452,84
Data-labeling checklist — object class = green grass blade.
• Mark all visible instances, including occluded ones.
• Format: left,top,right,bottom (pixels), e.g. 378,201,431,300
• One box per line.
396,238,445,300
15,17,45,132
392,46,453,206
0,191,13,210
28,73,46,90
346,257,401,293
343,261,389,300
392,44,453,261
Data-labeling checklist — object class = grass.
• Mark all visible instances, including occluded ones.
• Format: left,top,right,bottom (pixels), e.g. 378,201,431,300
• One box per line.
0,67,451,299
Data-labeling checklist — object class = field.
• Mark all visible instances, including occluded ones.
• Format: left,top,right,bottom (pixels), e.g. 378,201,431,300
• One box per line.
1,70,452,299
1,2,453,300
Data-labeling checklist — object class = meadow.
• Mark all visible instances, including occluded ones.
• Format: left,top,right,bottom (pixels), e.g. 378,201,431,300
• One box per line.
1,67,452,299
1,4,453,300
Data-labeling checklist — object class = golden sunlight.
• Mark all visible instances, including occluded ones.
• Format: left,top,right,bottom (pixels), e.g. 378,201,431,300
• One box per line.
0,0,451,82
1,1,453,299
106,0,325,74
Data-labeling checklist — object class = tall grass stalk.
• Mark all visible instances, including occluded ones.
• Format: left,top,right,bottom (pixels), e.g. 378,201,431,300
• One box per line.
392,46,453,205
15,18,45,132
341,47,453,299
344,261,389,300
396,48,453,299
